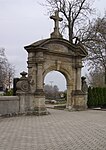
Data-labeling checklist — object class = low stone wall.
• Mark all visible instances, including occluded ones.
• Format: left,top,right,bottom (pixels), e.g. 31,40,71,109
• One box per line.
0,96,19,115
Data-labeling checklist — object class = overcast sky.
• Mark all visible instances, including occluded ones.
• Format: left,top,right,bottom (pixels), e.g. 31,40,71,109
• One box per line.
0,0,106,90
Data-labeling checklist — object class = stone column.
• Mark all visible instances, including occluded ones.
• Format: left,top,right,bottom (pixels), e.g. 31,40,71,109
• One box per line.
36,63,44,94
66,84,72,109
28,65,37,93
71,67,87,111
76,67,81,90
34,62,47,115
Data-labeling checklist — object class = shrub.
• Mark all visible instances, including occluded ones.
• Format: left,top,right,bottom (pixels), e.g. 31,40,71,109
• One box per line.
87,87,106,107
3,89,13,96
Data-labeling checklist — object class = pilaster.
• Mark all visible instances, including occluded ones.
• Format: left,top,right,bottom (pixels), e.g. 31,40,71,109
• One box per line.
76,67,81,90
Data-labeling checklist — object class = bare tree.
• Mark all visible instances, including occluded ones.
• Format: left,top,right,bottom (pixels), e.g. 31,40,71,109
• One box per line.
86,71,105,87
84,15,106,85
42,0,106,86
5,63,15,89
43,0,95,42
0,48,15,90
0,48,7,89
44,84,60,99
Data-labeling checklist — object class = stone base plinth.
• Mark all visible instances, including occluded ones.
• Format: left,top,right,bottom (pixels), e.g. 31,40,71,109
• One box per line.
17,93,49,115
31,95,48,115
67,90,87,111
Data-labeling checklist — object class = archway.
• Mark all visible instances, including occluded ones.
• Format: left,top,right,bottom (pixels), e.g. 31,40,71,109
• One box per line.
16,11,88,115
44,70,67,105
44,70,67,91
24,17,88,113
43,67,73,109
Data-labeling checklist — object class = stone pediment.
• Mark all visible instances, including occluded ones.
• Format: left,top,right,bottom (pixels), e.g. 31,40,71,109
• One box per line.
24,38,88,58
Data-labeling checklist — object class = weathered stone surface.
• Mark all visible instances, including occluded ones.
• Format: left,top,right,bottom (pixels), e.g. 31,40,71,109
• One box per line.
0,96,19,115
23,10,88,112
0,11,88,116
50,11,63,38
24,36,88,112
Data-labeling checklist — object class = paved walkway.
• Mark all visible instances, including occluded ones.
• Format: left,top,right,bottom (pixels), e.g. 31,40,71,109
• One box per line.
0,109,106,150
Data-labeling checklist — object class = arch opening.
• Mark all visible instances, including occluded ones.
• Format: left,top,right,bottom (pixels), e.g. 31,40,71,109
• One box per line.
44,71,67,105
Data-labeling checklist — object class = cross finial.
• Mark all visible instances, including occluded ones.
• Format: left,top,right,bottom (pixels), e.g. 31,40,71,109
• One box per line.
50,10,63,38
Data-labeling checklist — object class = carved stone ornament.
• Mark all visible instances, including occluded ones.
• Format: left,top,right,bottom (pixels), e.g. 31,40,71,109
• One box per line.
16,71,29,93
16,80,29,92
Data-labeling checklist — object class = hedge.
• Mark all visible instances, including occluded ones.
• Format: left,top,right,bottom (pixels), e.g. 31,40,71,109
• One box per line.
87,87,106,108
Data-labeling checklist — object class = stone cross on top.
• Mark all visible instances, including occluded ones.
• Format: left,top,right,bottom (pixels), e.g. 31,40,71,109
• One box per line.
50,10,63,38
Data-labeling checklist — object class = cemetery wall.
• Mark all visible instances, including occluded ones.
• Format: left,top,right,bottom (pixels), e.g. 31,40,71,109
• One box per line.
0,96,19,115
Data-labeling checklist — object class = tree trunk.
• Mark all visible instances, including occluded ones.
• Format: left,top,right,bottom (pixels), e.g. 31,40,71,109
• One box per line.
68,21,73,43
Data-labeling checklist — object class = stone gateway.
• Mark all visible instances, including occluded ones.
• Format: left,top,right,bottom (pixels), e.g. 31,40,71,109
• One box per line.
15,11,88,115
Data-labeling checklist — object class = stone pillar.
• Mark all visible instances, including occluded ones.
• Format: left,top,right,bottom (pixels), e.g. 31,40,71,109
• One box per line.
70,66,87,111
66,84,70,108
36,63,43,92
76,67,81,90
16,71,30,113
27,51,37,94
66,84,73,109
28,65,37,93
33,60,48,115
